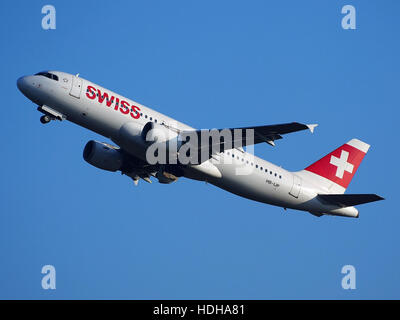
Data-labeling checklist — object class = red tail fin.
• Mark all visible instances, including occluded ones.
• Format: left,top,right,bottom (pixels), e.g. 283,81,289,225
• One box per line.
305,139,370,189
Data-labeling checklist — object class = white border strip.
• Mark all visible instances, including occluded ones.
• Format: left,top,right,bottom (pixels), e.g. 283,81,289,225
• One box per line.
347,138,370,153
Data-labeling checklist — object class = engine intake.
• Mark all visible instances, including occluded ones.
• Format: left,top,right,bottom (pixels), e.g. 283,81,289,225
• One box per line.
141,122,178,144
83,140,123,172
141,122,183,164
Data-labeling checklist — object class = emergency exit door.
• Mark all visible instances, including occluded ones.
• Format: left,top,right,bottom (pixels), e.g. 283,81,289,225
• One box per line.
70,75,82,98
289,174,302,198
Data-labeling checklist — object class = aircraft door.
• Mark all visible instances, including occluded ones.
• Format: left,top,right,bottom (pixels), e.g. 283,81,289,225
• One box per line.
70,75,82,98
289,174,302,198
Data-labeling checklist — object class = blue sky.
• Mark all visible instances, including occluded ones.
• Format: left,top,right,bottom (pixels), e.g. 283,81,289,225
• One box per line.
0,0,398,299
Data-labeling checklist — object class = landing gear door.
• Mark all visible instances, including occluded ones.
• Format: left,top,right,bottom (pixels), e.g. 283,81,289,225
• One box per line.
70,75,82,98
289,174,302,198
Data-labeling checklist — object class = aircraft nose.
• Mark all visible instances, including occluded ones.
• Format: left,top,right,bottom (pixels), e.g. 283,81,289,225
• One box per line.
17,76,28,93
17,75,38,99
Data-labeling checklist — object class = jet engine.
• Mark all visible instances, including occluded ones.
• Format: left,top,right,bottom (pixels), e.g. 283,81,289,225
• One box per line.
83,140,123,172
142,122,183,164
140,121,178,144
116,121,182,164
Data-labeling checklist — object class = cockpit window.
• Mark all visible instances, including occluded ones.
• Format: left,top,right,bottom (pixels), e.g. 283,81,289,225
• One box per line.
35,72,59,81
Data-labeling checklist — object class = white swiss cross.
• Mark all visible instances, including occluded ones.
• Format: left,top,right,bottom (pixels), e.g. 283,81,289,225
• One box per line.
330,150,354,179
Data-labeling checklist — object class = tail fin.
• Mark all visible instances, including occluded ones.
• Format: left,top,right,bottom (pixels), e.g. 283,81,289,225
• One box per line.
302,139,370,193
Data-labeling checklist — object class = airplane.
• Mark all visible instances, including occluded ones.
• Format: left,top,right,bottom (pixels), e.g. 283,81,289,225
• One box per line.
17,71,384,218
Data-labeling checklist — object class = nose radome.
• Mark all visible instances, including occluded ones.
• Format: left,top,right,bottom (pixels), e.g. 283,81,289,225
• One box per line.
17,76,28,93
17,76,24,90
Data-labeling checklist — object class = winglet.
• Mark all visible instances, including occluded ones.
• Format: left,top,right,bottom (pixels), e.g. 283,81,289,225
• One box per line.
306,124,318,134
266,140,275,147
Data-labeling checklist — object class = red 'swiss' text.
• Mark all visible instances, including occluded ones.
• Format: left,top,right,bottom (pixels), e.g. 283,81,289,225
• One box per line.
86,85,141,119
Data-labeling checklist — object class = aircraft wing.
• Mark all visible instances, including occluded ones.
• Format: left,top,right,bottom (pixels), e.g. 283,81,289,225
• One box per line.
235,122,317,146
179,122,317,162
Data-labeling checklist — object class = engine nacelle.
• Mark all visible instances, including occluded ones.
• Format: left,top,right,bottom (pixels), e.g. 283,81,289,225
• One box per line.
115,121,184,164
141,122,182,164
83,140,123,172
141,122,178,143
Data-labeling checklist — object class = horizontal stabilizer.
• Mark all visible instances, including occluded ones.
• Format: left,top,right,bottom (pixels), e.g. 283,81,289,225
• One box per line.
318,194,384,208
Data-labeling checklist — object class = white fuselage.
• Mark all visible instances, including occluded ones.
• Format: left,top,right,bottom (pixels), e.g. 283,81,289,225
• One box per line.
17,71,358,217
